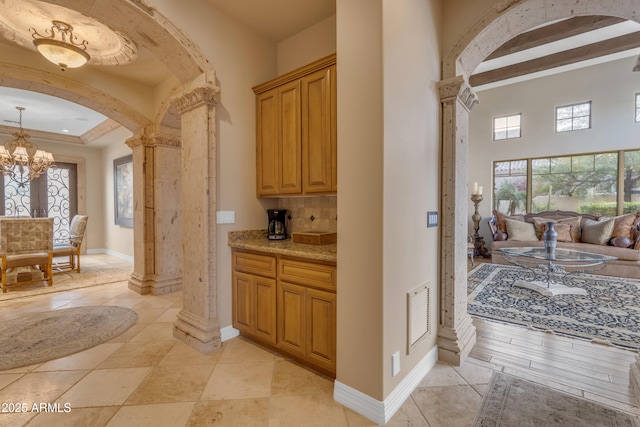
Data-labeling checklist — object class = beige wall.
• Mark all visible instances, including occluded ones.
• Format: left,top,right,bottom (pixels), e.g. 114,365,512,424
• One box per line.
277,15,337,75
381,0,442,397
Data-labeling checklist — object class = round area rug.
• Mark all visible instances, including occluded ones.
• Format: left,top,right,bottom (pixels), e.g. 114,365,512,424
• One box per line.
0,306,137,371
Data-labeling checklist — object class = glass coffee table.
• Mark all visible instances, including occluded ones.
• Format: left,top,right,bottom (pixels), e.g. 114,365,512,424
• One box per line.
499,247,617,296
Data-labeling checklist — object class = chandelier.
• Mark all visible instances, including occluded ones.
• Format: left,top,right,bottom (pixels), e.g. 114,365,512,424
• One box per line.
0,107,55,184
30,20,90,71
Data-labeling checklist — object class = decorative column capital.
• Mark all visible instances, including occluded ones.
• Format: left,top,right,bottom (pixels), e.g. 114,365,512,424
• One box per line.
172,85,220,114
438,76,479,111
125,129,181,149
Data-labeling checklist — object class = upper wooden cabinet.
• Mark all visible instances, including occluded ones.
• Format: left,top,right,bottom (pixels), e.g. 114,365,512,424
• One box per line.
253,55,337,197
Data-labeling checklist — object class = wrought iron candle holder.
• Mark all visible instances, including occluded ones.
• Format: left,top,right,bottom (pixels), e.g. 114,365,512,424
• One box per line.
471,193,490,258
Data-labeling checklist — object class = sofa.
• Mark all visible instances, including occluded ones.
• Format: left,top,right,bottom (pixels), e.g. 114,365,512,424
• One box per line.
488,210,640,279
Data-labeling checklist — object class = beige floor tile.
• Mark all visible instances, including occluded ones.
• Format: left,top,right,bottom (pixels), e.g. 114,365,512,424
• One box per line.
130,308,168,323
58,367,152,407
269,394,349,427
416,361,468,387
106,402,195,427
154,308,181,323
411,385,482,427
217,338,276,364
158,341,223,367
105,322,150,344
452,360,497,385
0,374,22,389
98,341,176,369
201,361,274,400
0,371,89,407
125,364,215,405
26,407,118,427
129,322,176,342
386,397,431,427
271,360,333,397
187,398,270,427
35,343,124,372
0,412,37,427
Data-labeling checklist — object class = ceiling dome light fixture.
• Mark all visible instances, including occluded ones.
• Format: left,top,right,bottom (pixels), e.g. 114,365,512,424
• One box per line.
0,107,55,186
30,20,89,71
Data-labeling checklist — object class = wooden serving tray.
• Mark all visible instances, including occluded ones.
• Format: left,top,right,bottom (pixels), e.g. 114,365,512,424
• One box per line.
291,231,337,245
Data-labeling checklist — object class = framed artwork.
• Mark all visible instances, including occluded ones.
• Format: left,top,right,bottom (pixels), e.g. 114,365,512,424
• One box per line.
114,154,133,227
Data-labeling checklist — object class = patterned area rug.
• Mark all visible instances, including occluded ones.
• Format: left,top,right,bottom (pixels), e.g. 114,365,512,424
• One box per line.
0,306,137,371
0,254,132,302
468,263,640,350
473,372,640,426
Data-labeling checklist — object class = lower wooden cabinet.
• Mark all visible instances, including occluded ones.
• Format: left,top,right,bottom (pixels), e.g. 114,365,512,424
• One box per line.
232,249,336,376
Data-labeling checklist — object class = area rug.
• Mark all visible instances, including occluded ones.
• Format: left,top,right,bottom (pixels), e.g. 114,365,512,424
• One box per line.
0,306,137,371
473,372,640,426
0,254,132,302
467,263,640,350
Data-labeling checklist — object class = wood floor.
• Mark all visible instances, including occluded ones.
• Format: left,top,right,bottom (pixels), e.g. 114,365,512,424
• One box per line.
467,257,639,416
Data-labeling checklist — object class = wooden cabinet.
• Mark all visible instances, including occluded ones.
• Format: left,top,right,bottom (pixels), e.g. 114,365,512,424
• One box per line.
254,54,336,197
232,251,277,344
231,249,337,376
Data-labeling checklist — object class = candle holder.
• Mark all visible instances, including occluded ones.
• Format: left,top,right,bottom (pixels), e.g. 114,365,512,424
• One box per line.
471,193,491,258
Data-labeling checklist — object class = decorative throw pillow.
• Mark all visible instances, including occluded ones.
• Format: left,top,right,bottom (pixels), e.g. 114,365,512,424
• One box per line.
494,210,525,233
541,222,573,242
608,213,636,239
581,218,615,245
610,236,633,248
505,218,538,241
532,216,581,242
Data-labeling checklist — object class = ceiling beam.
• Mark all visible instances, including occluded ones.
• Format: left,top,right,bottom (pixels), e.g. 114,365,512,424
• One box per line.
0,125,83,145
486,16,627,60
470,31,640,87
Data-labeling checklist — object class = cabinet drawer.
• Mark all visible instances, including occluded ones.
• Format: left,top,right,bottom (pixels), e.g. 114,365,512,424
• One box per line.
278,258,336,292
233,251,277,278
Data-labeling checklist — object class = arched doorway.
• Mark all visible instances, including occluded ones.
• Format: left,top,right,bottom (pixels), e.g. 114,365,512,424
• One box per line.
0,0,224,353
438,0,640,396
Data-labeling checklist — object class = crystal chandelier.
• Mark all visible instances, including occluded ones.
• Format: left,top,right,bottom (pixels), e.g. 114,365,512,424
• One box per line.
0,107,55,185
30,20,90,71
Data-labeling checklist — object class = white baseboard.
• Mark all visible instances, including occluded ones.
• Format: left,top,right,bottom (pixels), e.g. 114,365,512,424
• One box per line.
87,248,134,262
334,345,438,425
220,325,240,342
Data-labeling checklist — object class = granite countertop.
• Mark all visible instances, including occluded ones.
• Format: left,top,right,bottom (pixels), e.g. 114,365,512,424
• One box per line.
227,229,337,263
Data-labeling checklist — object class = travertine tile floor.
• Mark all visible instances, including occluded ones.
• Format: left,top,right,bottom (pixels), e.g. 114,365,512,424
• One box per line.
0,255,637,426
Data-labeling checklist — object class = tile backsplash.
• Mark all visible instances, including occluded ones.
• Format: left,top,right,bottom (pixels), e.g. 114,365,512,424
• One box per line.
277,196,337,234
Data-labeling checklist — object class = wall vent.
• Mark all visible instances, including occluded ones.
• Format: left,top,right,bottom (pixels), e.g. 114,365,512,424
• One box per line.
407,283,430,354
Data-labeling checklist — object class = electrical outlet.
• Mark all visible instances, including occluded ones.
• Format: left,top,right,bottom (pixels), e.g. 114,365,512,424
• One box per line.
391,351,400,377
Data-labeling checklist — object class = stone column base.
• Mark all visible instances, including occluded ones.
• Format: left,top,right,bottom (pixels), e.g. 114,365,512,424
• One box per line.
631,355,640,405
128,273,183,295
437,314,476,365
173,308,221,353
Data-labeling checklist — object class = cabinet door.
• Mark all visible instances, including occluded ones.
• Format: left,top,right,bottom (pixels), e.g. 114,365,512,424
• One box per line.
277,281,306,357
256,89,280,196
306,288,336,373
232,271,254,335
301,67,333,193
254,276,277,344
278,80,302,194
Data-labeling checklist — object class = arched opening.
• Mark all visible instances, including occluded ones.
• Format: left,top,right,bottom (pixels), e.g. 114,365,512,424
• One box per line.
439,0,640,401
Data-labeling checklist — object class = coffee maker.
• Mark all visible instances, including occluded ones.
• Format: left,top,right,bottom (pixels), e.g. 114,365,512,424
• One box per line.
267,209,287,240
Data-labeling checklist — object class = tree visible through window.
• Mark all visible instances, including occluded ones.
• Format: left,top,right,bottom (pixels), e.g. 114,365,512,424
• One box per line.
556,101,591,132
493,114,521,140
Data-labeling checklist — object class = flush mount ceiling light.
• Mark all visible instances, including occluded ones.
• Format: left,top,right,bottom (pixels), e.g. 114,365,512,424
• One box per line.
31,20,90,71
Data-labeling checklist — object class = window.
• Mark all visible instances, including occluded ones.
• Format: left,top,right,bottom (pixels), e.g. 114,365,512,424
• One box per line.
555,101,591,132
493,114,521,140
635,93,640,123
492,150,639,217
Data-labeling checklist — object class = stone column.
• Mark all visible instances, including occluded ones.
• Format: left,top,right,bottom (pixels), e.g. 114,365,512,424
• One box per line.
171,73,222,353
437,75,479,365
127,129,182,295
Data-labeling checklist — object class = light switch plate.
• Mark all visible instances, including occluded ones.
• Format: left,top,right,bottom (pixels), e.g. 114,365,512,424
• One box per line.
391,351,400,377
427,211,438,228
216,211,235,224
